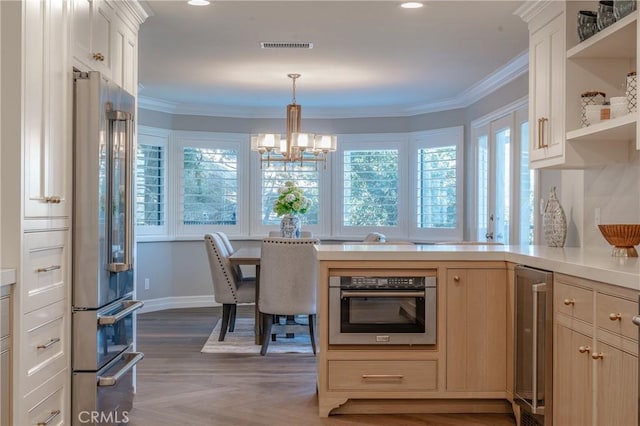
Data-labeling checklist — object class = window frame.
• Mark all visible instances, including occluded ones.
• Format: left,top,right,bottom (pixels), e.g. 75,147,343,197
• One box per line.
409,127,464,242
333,133,409,240
173,131,249,238
135,126,170,238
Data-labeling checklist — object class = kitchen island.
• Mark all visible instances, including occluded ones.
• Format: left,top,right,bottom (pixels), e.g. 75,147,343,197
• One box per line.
314,244,640,421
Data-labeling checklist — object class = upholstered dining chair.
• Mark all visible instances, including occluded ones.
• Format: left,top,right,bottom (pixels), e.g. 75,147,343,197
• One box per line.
268,230,313,237
215,231,254,280
258,237,320,355
204,233,256,341
363,232,386,242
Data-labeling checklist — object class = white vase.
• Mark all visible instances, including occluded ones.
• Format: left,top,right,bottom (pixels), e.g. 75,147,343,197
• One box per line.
280,214,301,238
543,187,567,247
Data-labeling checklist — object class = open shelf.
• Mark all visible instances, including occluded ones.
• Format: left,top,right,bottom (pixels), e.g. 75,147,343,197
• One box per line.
567,11,637,59
566,113,636,142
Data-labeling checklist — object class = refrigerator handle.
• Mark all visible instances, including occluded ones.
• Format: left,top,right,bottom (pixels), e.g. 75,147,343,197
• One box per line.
531,282,546,415
105,110,134,273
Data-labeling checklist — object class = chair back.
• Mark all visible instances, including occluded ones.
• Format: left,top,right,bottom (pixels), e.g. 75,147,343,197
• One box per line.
268,231,313,238
363,232,386,242
204,233,241,304
259,237,319,315
215,231,235,254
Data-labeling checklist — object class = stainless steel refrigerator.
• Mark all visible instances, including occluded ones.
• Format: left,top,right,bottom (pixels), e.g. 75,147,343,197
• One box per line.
72,71,144,426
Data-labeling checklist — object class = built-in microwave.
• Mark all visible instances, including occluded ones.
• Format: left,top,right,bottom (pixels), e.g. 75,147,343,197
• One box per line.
328,272,437,345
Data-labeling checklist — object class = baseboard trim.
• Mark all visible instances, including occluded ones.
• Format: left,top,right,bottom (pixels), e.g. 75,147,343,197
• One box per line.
138,295,219,314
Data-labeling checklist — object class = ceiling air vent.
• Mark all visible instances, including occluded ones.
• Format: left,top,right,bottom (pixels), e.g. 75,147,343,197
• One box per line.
260,42,314,49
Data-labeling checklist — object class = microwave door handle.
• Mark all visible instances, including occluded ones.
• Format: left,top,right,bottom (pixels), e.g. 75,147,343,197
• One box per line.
531,282,546,414
340,290,425,298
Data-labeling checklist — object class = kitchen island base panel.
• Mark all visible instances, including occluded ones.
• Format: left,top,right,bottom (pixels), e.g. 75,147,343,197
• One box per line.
320,398,513,417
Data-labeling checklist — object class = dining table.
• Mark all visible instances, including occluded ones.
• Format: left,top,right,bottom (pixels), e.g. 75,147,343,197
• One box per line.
228,246,262,344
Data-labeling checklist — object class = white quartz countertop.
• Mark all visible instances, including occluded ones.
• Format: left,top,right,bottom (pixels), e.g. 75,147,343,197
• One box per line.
315,244,640,291
0,269,16,287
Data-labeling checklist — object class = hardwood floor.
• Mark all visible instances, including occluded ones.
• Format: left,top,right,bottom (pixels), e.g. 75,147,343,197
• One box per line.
128,306,516,426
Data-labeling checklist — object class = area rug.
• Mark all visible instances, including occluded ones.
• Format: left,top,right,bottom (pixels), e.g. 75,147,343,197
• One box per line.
201,317,314,355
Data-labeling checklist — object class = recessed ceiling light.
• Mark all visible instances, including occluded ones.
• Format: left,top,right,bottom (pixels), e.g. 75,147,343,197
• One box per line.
400,2,424,9
188,0,210,6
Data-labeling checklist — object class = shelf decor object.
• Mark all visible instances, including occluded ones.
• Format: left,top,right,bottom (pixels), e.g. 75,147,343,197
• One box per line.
598,224,640,257
578,10,599,41
613,0,636,20
626,71,637,112
542,187,567,247
581,91,606,126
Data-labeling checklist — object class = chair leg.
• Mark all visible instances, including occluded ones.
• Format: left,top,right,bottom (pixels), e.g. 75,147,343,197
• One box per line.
228,304,237,332
308,314,317,355
260,313,274,356
219,304,232,341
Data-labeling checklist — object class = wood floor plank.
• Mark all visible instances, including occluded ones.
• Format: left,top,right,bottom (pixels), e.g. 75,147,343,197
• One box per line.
127,306,516,426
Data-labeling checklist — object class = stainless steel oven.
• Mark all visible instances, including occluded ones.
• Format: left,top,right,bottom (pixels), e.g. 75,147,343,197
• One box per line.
328,272,437,345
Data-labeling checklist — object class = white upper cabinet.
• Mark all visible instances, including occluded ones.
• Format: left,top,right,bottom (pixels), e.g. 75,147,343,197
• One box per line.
70,0,142,95
529,9,565,167
518,0,638,169
23,0,70,218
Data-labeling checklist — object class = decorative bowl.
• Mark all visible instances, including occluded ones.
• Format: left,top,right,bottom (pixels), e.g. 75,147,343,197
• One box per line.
598,224,640,257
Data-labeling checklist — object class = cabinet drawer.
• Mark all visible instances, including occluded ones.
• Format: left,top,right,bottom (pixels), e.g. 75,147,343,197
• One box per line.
597,293,638,341
1,348,10,426
328,360,437,392
0,296,10,338
23,231,68,313
23,299,66,395
555,281,593,323
24,368,65,426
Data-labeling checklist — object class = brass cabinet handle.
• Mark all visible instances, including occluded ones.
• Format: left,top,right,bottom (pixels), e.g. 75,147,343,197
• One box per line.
609,313,622,321
37,410,61,426
453,276,460,282
592,352,604,360
93,52,105,61
44,196,61,204
578,345,591,353
37,337,61,350
36,265,61,273
537,117,549,149
563,298,575,306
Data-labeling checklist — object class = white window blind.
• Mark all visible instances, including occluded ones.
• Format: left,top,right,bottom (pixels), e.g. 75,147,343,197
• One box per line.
182,147,238,226
261,163,320,226
343,149,399,227
416,145,458,229
136,143,165,226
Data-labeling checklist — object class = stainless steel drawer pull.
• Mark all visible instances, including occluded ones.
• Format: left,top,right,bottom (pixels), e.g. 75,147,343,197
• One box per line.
98,301,144,325
37,409,61,426
632,315,640,327
98,352,144,386
36,265,61,273
37,337,60,350
361,374,404,380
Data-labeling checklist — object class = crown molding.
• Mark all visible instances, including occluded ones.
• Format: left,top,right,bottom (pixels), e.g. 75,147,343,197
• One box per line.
138,51,529,119
116,0,151,27
514,0,555,23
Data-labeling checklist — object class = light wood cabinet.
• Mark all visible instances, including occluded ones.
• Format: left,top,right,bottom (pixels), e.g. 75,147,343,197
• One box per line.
445,268,507,392
553,273,638,426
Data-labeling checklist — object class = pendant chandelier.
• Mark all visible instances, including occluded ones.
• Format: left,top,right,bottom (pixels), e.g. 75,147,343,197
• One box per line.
251,73,337,169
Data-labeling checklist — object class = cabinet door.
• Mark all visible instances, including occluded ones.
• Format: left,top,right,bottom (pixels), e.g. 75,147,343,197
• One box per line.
90,0,114,78
595,340,638,425
24,0,70,218
112,17,137,95
554,324,593,426
70,0,91,68
529,12,564,166
445,268,507,392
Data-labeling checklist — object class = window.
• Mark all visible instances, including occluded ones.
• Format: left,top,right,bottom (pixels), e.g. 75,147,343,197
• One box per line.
343,149,399,227
472,99,534,245
260,164,320,226
411,127,464,241
135,127,169,236
182,146,238,225
175,133,246,237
